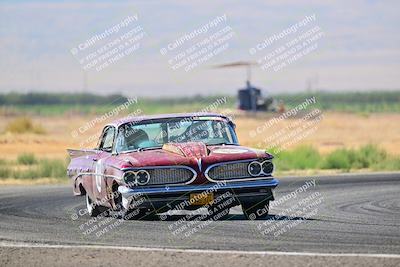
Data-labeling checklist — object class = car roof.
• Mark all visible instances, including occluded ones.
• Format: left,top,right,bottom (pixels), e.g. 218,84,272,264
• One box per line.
105,112,233,128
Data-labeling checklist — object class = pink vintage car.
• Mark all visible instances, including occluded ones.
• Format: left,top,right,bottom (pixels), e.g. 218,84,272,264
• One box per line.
67,113,278,220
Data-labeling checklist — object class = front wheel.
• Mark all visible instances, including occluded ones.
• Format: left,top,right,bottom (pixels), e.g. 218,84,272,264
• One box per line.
86,194,108,217
242,200,270,220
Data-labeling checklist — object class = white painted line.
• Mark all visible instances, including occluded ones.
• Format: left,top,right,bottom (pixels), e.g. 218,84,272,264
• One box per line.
1,242,400,259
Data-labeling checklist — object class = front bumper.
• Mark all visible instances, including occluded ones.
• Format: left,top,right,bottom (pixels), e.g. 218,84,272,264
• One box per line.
118,178,279,210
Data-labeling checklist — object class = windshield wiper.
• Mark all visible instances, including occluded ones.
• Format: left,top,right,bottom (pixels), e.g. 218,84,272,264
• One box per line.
137,146,162,152
118,146,162,154
118,149,138,154
206,142,238,146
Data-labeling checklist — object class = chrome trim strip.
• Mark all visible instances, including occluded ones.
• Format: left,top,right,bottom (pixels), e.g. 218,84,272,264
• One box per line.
71,172,122,181
204,158,274,183
118,178,279,196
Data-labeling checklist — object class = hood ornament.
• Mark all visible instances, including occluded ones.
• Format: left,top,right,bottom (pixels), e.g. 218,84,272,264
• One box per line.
196,158,202,171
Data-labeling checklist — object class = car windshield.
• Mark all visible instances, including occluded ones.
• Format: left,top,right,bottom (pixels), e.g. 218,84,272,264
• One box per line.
115,117,237,153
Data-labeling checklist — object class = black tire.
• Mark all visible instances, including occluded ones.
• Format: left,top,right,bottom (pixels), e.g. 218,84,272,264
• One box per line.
242,200,270,220
86,194,108,217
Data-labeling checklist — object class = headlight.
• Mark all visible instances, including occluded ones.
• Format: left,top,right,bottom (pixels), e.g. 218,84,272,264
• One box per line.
248,161,262,176
261,160,274,175
124,171,136,185
247,160,274,177
136,170,150,185
123,170,150,186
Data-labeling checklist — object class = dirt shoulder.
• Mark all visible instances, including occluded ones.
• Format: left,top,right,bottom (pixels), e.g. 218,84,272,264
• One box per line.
1,245,399,267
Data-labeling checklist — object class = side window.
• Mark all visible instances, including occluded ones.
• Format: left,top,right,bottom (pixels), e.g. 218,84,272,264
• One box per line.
99,127,115,152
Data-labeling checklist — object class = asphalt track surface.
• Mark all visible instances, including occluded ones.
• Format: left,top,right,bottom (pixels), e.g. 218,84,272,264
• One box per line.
1,173,400,266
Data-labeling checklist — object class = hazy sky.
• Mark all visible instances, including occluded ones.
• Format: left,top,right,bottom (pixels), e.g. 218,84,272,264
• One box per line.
0,0,399,97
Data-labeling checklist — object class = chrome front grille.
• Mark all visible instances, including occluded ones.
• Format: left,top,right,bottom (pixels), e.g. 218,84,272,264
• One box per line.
146,167,195,185
207,161,250,180
206,160,274,181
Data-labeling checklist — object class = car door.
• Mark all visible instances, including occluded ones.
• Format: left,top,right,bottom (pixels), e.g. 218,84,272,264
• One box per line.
93,126,115,200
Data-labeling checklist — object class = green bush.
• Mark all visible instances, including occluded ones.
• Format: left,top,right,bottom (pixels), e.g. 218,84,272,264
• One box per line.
12,169,41,179
17,153,37,165
371,157,400,171
0,167,11,178
5,158,68,180
354,144,387,168
321,145,388,170
37,159,67,178
321,149,354,170
273,144,400,172
274,146,321,170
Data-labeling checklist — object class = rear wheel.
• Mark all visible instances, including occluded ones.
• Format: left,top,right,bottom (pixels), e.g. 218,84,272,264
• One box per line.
242,200,270,220
86,194,108,217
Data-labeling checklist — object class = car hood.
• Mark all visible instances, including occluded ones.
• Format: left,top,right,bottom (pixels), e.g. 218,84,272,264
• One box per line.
111,142,272,169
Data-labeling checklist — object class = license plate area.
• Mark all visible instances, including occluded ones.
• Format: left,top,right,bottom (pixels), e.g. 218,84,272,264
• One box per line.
189,193,214,205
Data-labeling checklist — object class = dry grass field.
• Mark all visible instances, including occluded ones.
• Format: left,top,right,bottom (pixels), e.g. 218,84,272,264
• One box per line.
0,111,399,160
0,111,399,184
235,112,400,155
